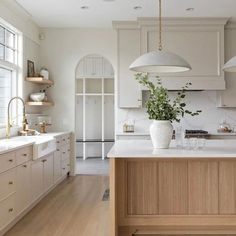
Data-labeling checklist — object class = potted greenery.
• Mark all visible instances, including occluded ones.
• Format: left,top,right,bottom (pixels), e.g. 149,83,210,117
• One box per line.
135,73,201,149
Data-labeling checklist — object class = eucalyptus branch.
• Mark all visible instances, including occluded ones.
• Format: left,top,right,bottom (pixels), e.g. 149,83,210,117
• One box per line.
135,73,201,122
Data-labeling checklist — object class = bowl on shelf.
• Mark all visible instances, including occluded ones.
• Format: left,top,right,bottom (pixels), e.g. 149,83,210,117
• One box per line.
30,92,45,102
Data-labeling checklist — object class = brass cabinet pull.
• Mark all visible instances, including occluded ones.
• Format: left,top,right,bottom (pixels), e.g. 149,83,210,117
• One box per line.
8,208,14,212
63,152,66,154
62,168,65,170
42,159,47,163
8,159,13,162
9,181,13,185
63,139,66,141
23,164,27,168
22,153,27,157
57,141,60,144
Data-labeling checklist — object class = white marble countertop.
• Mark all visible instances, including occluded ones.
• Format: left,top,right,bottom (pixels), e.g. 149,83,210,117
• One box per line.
116,132,236,136
108,140,236,158
0,132,71,155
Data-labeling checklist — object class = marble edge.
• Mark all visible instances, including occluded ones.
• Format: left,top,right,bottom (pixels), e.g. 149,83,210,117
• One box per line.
107,154,236,158
0,131,71,155
0,142,35,155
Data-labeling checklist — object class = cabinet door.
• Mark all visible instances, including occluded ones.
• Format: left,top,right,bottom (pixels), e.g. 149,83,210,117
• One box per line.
53,150,62,184
31,159,43,202
118,29,141,108
0,194,15,231
43,154,54,192
16,162,31,215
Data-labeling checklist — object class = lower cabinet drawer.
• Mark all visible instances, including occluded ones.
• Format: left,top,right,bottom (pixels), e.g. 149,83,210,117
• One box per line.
0,194,15,231
0,169,16,202
16,146,32,165
0,152,16,174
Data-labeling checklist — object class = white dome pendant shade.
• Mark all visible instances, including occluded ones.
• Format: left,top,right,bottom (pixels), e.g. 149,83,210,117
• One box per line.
223,56,236,72
129,50,191,73
129,0,191,74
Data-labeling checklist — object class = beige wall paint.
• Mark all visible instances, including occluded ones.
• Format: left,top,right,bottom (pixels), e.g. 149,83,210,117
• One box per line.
39,28,117,132
0,0,41,138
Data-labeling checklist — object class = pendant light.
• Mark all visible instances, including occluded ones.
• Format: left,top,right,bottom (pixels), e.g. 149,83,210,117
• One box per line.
223,56,236,72
129,0,191,73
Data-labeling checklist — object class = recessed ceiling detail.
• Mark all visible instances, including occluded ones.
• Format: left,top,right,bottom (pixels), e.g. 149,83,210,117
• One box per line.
15,0,236,28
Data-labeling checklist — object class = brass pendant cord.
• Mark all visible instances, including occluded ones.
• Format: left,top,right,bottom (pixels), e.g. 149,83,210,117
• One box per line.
158,0,162,51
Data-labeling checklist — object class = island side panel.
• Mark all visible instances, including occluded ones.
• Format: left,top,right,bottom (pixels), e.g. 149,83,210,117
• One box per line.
111,158,236,235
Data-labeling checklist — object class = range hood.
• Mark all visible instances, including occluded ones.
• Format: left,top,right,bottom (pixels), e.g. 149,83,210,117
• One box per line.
140,75,226,91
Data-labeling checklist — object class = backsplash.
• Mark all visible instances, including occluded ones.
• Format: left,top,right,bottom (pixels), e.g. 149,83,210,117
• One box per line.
117,91,236,134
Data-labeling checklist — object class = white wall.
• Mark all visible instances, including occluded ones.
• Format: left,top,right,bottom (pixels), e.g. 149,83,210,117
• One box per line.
0,0,41,138
39,28,117,132
38,25,236,135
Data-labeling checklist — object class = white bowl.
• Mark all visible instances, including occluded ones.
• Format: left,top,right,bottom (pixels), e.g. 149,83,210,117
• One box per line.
30,93,45,102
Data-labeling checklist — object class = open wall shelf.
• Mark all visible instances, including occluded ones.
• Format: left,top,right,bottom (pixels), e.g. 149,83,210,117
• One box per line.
26,101,54,106
26,77,54,85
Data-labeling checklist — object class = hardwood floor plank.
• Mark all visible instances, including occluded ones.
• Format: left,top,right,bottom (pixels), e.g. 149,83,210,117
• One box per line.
5,175,109,236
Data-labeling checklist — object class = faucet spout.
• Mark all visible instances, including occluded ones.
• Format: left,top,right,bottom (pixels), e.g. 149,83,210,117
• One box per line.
6,97,27,139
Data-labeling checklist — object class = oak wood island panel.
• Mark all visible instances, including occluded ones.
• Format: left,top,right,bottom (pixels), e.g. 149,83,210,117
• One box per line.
108,140,236,236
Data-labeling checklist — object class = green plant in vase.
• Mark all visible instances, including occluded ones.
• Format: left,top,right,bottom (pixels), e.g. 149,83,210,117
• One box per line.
135,73,201,148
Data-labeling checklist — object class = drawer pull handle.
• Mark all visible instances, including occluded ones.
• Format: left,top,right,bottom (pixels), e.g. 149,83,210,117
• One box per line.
9,159,13,162
8,208,14,212
57,149,60,151
9,181,13,185
57,141,60,144
42,159,47,163
23,164,27,168
63,139,66,141
22,153,27,157
63,152,66,154
62,168,66,170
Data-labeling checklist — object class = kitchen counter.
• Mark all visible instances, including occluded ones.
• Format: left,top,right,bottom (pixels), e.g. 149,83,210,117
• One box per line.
109,139,236,235
0,132,71,155
108,139,236,158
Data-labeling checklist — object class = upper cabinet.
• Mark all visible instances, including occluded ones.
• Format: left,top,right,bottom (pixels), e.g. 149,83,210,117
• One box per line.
114,18,228,108
217,23,236,107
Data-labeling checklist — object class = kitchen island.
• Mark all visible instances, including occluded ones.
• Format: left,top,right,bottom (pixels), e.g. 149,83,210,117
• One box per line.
108,140,236,236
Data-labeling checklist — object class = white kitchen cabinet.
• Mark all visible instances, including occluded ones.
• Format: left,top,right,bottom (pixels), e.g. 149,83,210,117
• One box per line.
0,194,15,231
43,154,54,192
53,149,62,183
117,28,142,108
217,25,236,107
31,159,43,202
16,162,31,215
0,169,15,202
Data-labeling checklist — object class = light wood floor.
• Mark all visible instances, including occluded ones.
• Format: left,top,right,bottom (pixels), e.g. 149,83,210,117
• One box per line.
5,175,109,236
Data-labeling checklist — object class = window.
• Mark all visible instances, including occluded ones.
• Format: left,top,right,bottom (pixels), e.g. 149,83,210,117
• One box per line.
0,21,21,128
0,26,17,64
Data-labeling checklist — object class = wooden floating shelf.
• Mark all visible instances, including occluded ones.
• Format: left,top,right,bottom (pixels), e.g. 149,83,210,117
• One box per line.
26,101,54,106
26,77,54,85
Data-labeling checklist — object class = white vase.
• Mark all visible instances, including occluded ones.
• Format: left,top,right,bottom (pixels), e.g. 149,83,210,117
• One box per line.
149,120,173,149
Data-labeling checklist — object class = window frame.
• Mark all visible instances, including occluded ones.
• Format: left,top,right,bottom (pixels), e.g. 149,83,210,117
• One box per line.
0,18,23,129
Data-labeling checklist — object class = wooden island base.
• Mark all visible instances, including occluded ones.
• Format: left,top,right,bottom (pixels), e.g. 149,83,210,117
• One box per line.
110,158,236,236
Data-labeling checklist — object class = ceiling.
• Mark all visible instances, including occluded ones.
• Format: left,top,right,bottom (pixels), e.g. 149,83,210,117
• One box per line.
15,0,236,28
